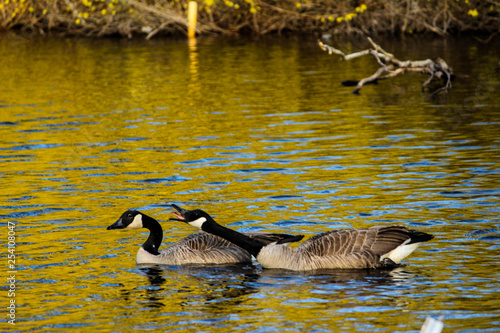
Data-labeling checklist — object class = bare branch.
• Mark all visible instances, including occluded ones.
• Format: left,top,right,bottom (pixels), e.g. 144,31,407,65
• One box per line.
318,38,453,94
344,50,373,61
367,37,396,61
352,67,387,94
317,40,346,59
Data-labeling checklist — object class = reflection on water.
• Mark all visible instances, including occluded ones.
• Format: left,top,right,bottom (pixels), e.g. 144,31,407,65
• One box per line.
0,35,499,332
136,265,415,304
123,264,423,331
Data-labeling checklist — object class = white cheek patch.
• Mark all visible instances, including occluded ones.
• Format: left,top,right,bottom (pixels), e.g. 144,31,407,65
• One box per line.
188,217,207,230
127,214,143,229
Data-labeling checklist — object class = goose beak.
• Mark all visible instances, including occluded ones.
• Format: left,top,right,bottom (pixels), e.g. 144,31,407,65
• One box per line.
107,217,125,230
169,204,187,222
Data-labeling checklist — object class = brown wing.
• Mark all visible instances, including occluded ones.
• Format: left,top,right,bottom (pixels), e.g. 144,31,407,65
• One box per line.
175,232,236,250
175,232,302,250
298,226,412,256
294,226,415,268
165,233,252,264
243,232,304,244
368,226,414,255
165,232,303,265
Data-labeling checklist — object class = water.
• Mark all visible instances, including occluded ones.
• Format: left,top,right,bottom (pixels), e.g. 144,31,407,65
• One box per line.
0,34,499,332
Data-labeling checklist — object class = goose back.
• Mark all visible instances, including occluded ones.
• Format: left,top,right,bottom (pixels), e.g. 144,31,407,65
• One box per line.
256,226,431,270
139,233,252,265
138,232,301,265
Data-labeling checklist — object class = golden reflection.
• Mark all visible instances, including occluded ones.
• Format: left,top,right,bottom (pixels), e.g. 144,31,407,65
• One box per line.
1,37,499,332
187,36,200,108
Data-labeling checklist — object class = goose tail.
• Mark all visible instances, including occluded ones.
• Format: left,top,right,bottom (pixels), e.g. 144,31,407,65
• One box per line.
381,229,433,265
407,230,434,244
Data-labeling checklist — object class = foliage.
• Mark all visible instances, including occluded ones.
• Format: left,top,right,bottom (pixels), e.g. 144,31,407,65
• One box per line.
0,0,498,37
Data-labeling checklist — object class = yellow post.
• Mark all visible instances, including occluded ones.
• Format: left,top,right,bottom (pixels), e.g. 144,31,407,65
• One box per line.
188,1,197,38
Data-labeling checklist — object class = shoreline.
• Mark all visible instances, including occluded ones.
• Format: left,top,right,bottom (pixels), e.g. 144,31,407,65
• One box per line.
1,0,498,39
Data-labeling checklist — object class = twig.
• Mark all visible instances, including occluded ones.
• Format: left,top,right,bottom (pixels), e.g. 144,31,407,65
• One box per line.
474,31,499,44
317,40,346,59
318,38,453,94
367,37,396,60
353,67,387,94
127,0,197,34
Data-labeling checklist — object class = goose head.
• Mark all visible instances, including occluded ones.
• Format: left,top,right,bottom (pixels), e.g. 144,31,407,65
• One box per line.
169,204,212,230
107,210,144,230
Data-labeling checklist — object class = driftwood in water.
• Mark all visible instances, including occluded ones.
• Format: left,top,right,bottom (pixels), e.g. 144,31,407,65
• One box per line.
318,38,453,95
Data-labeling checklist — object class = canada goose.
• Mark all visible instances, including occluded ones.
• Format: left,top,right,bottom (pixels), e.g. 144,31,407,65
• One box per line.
107,210,304,265
169,204,434,271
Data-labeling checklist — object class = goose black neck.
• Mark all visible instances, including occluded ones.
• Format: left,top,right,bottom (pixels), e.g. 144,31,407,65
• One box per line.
201,218,266,257
142,215,163,255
